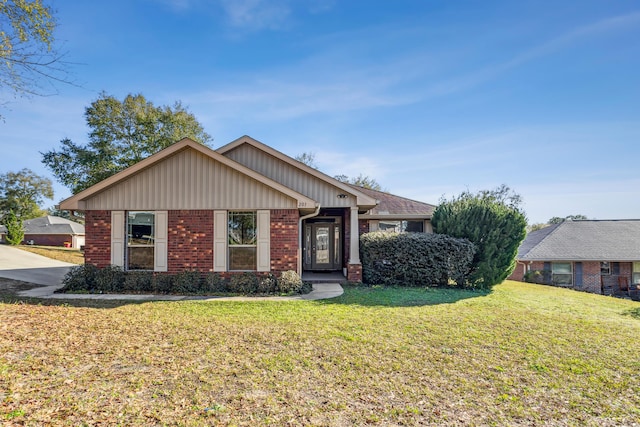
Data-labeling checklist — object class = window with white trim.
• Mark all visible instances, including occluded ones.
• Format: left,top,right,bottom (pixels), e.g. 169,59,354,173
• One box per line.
127,212,155,270
228,211,257,270
378,220,424,233
600,262,610,275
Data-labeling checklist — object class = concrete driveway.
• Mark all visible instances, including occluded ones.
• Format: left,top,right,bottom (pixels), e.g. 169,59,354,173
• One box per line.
0,244,344,301
0,244,75,288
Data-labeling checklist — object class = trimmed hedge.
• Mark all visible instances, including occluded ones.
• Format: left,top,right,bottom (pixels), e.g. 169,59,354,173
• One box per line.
360,231,476,287
57,266,308,296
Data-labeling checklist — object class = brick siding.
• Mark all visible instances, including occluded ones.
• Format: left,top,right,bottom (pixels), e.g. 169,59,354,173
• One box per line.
168,210,214,273
270,209,299,274
84,210,111,268
510,260,635,295
23,234,73,247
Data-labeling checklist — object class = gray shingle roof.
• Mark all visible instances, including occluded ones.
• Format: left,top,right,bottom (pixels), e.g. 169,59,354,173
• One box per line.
0,216,84,235
519,220,640,261
347,185,435,217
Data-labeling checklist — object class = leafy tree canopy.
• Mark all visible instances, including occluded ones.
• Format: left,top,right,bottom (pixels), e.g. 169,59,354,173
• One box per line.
548,214,588,224
335,173,384,191
431,185,527,289
0,168,53,220
3,210,24,245
294,152,319,169
41,92,212,194
295,151,385,191
1,0,72,112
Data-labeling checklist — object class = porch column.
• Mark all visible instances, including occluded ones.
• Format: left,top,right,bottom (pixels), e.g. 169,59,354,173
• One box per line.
349,207,360,264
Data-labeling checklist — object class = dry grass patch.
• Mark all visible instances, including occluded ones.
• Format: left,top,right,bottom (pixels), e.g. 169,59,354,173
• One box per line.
1,281,639,425
15,246,83,264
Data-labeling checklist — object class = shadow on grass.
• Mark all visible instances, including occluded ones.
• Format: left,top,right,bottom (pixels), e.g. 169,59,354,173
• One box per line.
320,284,491,307
623,306,640,319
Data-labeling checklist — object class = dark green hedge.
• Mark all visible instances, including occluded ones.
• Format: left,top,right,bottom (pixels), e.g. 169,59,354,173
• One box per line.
360,232,476,287
57,266,310,296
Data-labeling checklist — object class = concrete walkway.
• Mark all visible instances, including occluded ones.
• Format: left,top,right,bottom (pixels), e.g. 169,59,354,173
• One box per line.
17,282,344,301
0,244,344,301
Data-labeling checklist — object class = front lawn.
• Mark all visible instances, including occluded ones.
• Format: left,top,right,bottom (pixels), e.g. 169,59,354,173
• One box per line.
16,245,84,264
1,281,639,425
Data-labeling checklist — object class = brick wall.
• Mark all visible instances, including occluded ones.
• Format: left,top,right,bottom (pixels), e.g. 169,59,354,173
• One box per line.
168,210,214,273
23,234,72,247
580,261,600,293
270,209,299,274
358,219,369,235
83,209,303,276
84,210,111,268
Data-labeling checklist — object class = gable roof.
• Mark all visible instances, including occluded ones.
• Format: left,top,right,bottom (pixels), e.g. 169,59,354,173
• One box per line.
59,138,317,212
349,185,436,219
216,135,378,209
518,220,640,261
0,216,84,235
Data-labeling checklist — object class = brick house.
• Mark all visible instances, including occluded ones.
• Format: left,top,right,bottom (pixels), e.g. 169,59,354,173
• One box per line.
0,215,85,249
508,219,640,297
58,136,435,282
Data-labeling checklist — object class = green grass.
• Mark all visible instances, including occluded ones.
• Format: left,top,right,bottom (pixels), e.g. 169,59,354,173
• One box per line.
1,281,639,426
16,245,84,264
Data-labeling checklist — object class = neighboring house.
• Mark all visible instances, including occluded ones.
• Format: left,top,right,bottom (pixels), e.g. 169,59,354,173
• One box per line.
0,215,85,249
58,136,435,282
508,219,640,296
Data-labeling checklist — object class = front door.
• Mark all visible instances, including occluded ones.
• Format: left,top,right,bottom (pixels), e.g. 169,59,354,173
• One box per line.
304,221,341,271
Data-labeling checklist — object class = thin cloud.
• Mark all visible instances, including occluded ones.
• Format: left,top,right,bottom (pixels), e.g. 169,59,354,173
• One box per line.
425,11,640,97
219,0,291,30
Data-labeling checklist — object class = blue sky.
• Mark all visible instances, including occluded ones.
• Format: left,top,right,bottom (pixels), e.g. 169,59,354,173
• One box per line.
1,0,639,224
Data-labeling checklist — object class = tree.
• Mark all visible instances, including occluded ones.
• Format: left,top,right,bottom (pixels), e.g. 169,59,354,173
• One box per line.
3,210,24,245
527,223,549,233
431,185,527,289
1,0,72,110
294,152,319,169
549,214,588,224
335,173,384,191
41,93,212,194
0,168,53,220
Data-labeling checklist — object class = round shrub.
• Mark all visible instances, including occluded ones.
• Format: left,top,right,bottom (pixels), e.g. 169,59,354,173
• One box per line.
360,231,476,288
124,271,155,292
173,269,204,294
278,270,303,294
94,265,125,292
59,264,99,292
205,273,228,293
229,272,259,294
154,273,174,294
258,273,278,294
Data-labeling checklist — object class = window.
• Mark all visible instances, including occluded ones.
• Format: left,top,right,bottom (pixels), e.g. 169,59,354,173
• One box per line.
633,262,640,285
228,212,257,270
378,220,424,233
600,261,610,275
127,212,154,270
552,262,572,286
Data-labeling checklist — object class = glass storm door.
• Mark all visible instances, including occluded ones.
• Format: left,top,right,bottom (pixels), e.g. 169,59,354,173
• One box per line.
304,222,341,270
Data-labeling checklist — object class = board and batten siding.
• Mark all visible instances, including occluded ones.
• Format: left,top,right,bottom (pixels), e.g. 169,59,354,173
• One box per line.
223,143,356,208
83,149,299,211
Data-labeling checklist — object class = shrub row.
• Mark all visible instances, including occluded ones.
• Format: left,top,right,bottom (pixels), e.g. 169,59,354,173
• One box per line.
360,231,476,287
58,265,307,295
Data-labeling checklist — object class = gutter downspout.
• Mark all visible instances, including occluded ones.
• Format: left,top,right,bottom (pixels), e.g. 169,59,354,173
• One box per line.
298,204,321,276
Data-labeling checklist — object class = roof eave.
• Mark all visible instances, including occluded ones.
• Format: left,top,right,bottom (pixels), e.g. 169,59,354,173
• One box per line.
59,138,317,211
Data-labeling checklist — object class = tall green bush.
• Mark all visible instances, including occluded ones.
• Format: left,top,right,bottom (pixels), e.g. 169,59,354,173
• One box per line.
3,211,24,245
360,232,476,287
431,186,527,289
